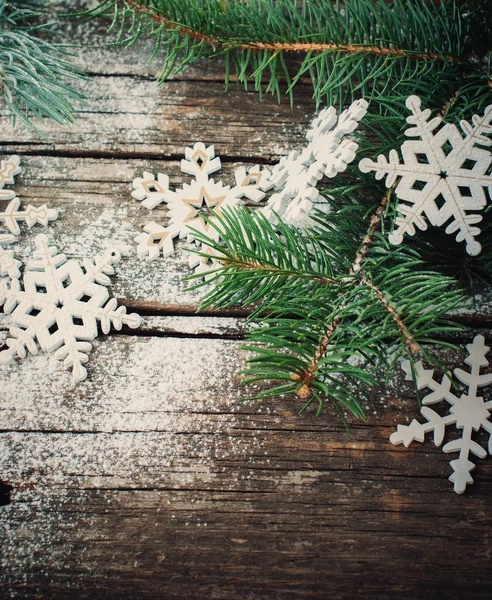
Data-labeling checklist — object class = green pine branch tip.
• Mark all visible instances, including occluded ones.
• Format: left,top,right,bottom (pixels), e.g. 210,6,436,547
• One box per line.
0,0,85,132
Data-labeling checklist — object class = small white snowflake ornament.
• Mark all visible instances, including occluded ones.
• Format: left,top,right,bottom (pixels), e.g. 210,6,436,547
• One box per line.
262,99,368,228
0,155,59,244
390,335,492,493
0,155,22,199
131,142,273,271
0,234,141,382
360,96,492,255
0,244,21,279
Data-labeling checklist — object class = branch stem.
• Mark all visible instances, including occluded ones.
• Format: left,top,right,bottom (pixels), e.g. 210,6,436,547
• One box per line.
359,274,420,353
125,0,460,62
295,190,419,398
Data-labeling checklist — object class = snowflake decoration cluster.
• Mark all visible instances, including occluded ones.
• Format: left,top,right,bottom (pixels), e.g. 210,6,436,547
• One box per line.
131,96,491,267
0,156,140,383
360,96,492,256
0,234,141,382
261,98,368,228
391,335,492,493
130,100,369,272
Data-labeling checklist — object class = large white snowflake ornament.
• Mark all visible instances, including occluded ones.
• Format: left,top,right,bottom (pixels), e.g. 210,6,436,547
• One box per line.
261,99,368,228
0,155,58,245
131,143,273,268
360,96,492,255
0,234,141,382
390,335,492,493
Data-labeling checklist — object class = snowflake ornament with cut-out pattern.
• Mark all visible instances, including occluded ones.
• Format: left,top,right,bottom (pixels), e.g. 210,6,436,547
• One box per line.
0,155,58,247
0,234,141,382
390,335,492,493
131,143,273,270
360,96,492,255
261,99,368,228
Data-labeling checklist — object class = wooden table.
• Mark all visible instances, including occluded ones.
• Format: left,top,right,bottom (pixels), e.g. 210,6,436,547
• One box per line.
1,14,492,600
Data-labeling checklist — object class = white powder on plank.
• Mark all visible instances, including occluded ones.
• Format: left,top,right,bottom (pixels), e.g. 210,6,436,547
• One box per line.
0,336,267,485
0,334,274,592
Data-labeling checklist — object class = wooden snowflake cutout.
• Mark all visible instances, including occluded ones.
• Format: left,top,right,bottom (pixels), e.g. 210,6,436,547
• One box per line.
390,335,492,493
131,143,273,270
360,96,492,255
262,99,368,228
0,245,21,279
0,155,58,246
0,234,141,382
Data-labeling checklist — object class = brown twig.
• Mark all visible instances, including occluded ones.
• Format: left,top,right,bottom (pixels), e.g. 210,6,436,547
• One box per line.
220,258,338,285
125,0,459,63
293,191,419,398
359,275,420,353
125,0,219,46
350,189,391,275
292,315,341,399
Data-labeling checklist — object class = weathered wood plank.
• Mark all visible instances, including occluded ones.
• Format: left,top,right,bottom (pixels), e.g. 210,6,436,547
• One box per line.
4,154,492,318
0,73,314,158
1,314,246,340
1,335,492,599
1,335,491,488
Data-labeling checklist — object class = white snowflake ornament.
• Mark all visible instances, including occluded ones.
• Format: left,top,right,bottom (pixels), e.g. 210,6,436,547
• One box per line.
0,234,141,382
0,245,21,279
262,99,368,228
0,155,22,200
131,172,171,209
0,155,59,243
131,142,273,271
390,335,492,493
360,96,492,255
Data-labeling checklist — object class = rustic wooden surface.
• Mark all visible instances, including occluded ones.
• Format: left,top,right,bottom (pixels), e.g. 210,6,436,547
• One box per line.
1,12,492,600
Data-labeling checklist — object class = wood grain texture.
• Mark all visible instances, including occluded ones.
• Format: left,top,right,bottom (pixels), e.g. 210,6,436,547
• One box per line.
2,335,492,599
1,4,492,599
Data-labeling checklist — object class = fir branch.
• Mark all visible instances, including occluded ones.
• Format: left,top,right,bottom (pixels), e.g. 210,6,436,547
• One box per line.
287,191,419,401
0,0,84,131
89,0,489,107
125,0,460,63
186,199,463,419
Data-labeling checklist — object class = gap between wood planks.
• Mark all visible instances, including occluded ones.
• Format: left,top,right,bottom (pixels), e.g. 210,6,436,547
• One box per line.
0,144,281,164
112,302,492,341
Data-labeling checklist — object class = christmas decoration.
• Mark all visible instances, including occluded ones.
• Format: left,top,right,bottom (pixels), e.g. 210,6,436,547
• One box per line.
0,155,22,199
261,99,368,228
1,0,489,436
360,96,492,255
0,245,21,279
131,142,272,271
390,335,492,494
0,234,141,382
0,155,59,245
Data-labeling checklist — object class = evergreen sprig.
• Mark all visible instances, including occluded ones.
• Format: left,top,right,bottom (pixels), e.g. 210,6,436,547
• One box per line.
187,195,464,421
90,0,491,108
0,0,84,131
